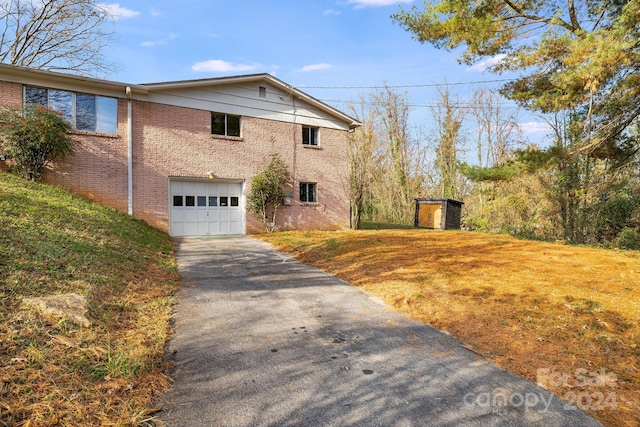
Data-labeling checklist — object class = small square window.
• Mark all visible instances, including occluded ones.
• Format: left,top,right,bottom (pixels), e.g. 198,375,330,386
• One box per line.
212,112,241,137
197,196,207,207
300,183,317,203
185,196,195,207
259,86,266,98
173,196,183,207
220,197,228,206
230,197,239,207
209,196,218,207
302,126,318,146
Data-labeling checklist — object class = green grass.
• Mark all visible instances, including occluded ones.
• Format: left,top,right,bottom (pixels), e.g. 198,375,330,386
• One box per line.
359,221,415,230
0,172,180,426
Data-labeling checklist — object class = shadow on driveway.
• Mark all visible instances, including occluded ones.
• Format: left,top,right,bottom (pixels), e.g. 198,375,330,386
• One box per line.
156,236,602,427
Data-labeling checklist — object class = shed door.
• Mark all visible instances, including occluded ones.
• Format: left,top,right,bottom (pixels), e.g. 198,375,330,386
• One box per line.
170,180,244,236
418,204,442,229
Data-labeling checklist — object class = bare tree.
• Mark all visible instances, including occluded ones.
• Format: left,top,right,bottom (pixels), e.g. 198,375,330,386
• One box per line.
0,0,115,76
369,85,420,225
430,85,466,200
471,89,521,168
348,98,377,229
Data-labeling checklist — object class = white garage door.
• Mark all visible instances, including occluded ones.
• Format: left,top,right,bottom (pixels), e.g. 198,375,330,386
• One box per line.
169,180,245,236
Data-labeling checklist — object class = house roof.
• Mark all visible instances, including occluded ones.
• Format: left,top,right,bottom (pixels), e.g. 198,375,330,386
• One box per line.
0,63,360,129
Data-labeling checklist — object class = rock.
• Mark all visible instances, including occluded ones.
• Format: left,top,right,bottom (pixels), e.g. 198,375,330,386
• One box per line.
22,293,90,327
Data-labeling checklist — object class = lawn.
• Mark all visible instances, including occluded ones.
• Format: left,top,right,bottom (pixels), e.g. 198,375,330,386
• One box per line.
259,229,640,427
0,173,180,426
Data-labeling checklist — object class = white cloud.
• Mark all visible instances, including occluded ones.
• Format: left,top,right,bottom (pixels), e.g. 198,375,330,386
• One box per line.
296,63,332,72
323,9,341,16
140,40,159,47
519,121,552,135
140,33,178,48
192,59,261,73
466,54,506,72
347,0,413,8
97,3,140,20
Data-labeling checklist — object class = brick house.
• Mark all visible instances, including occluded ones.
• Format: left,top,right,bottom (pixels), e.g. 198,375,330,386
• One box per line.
0,64,359,236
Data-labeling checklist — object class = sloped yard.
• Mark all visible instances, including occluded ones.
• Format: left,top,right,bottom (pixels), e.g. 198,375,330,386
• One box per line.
259,229,640,427
0,173,180,426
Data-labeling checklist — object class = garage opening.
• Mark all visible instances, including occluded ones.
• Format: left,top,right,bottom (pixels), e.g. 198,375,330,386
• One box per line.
169,179,245,236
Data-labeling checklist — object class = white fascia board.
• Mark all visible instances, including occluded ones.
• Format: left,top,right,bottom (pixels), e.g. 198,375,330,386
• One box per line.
0,63,149,99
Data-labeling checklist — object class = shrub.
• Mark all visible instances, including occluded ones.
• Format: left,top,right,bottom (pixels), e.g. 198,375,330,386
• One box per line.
247,153,291,233
0,104,74,181
616,227,640,250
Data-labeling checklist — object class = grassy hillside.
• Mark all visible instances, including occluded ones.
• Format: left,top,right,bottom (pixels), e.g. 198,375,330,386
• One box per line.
0,172,180,426
260,230,640,427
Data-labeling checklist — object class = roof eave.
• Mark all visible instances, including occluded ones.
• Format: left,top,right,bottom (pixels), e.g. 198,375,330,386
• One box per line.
0,63,148,96
143,73,361,128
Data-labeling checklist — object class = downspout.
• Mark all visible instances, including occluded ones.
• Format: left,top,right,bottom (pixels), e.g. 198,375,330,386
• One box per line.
126,86,133,216
291,94,297,190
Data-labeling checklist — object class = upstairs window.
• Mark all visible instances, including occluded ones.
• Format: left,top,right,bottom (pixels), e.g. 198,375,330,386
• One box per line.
300,182,317,203
302,126,318,146
212,112,241,137
24,86,118,134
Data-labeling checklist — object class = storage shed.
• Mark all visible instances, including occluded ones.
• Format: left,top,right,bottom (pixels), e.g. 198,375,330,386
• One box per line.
414,198,463,230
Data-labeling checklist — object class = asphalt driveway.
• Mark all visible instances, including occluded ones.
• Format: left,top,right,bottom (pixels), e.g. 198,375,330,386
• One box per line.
157,236,602,427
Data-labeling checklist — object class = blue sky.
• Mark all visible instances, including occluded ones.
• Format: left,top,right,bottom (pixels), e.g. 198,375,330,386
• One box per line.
99,0,552,147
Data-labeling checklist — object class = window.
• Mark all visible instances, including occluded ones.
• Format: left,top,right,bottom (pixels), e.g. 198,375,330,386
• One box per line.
259,86,266,98
24,86,118,134
212,112,241,137
302,126,318,146
300,183,317,203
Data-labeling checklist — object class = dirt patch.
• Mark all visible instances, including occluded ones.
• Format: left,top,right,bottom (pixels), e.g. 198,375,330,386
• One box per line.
22,293,90,327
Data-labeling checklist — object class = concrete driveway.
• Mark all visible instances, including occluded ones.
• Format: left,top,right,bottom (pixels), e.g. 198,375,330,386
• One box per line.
157,236,602,427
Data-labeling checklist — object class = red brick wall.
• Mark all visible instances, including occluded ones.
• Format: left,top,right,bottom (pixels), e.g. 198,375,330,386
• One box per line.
0,80,351,233
47,115,129,212
132,101,350,233
0,82,23,172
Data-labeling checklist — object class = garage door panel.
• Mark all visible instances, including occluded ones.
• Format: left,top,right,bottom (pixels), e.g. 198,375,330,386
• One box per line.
184,210,198,222
197,210,208,222
197,223,208,235
208,222,219,235
171,222,184,236
170,180,244,237
183,222,198,235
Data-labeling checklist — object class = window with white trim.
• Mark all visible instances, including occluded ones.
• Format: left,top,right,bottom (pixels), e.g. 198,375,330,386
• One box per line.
212,112,241,137
302,126,318,146
24,86,118,134
300,182,317,203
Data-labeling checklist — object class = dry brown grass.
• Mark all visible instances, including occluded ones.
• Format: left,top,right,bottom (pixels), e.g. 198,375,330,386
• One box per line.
1,268,179,427
259,229,640,427
1,173,180,426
